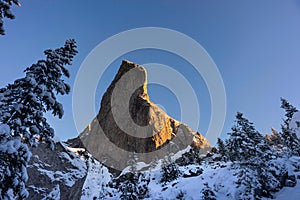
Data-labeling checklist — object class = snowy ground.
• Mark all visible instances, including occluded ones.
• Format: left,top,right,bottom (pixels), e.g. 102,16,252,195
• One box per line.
80,155,300,200
81,160,238,200
145,162,237,200
273,171,300,200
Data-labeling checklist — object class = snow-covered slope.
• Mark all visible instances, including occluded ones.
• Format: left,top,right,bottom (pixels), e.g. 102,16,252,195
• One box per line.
26,140,300,200
80,154,300,200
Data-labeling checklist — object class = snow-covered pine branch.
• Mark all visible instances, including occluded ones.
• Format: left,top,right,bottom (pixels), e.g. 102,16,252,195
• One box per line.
0,39,77,199
0,39,77,147
0,0,21,35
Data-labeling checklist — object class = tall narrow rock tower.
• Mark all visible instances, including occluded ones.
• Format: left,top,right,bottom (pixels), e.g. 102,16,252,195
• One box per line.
80,60,210,170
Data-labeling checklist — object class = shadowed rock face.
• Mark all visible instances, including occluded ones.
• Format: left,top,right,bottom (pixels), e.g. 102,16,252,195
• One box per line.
80,60,210,170
26,142,87,200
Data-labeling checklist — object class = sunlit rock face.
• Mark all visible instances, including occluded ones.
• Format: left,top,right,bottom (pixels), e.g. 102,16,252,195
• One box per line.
80,60,210,170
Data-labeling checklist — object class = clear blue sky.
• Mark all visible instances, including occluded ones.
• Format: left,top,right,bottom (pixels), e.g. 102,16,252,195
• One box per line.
1,0,300,143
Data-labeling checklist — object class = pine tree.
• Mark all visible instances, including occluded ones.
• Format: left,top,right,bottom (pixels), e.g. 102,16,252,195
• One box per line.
0,39,77,199
0,39,78,147
225,113,282,199
226,112,271,164
160,154,180,183
119,174,138,200
119,152,150,199
280,98,298,124
280,98,300,156
0,0,21,35
149,155,159,171
217,138,226,159
0,124,31,199
281,126,300,156
257,165,281,198
236,167,260,200
118,173,149,200
127,152,138,173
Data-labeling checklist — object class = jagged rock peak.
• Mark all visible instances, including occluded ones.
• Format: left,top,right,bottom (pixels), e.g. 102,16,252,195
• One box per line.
102,60,149,109
112,60,148,97
79,60,210,171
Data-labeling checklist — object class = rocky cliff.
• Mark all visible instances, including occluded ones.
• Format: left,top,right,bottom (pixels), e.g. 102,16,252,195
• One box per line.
26,142,87,199
79,60,210,171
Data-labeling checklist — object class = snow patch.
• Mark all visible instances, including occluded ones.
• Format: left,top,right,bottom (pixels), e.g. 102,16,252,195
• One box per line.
81,157,113,200
42,185,60,200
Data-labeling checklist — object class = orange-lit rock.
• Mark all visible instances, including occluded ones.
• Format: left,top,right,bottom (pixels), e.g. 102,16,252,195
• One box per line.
79,60,210,170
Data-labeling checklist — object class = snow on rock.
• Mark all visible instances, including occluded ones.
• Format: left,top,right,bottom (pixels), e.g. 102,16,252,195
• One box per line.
66,146,86,155
81,156,113,200
26,142,87,200
273,172,300,200
42,185,60,200
32,148,86,187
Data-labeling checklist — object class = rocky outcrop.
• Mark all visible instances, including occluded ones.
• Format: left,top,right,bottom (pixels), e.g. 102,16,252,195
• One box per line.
79,60,210,171
26,142,87,200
